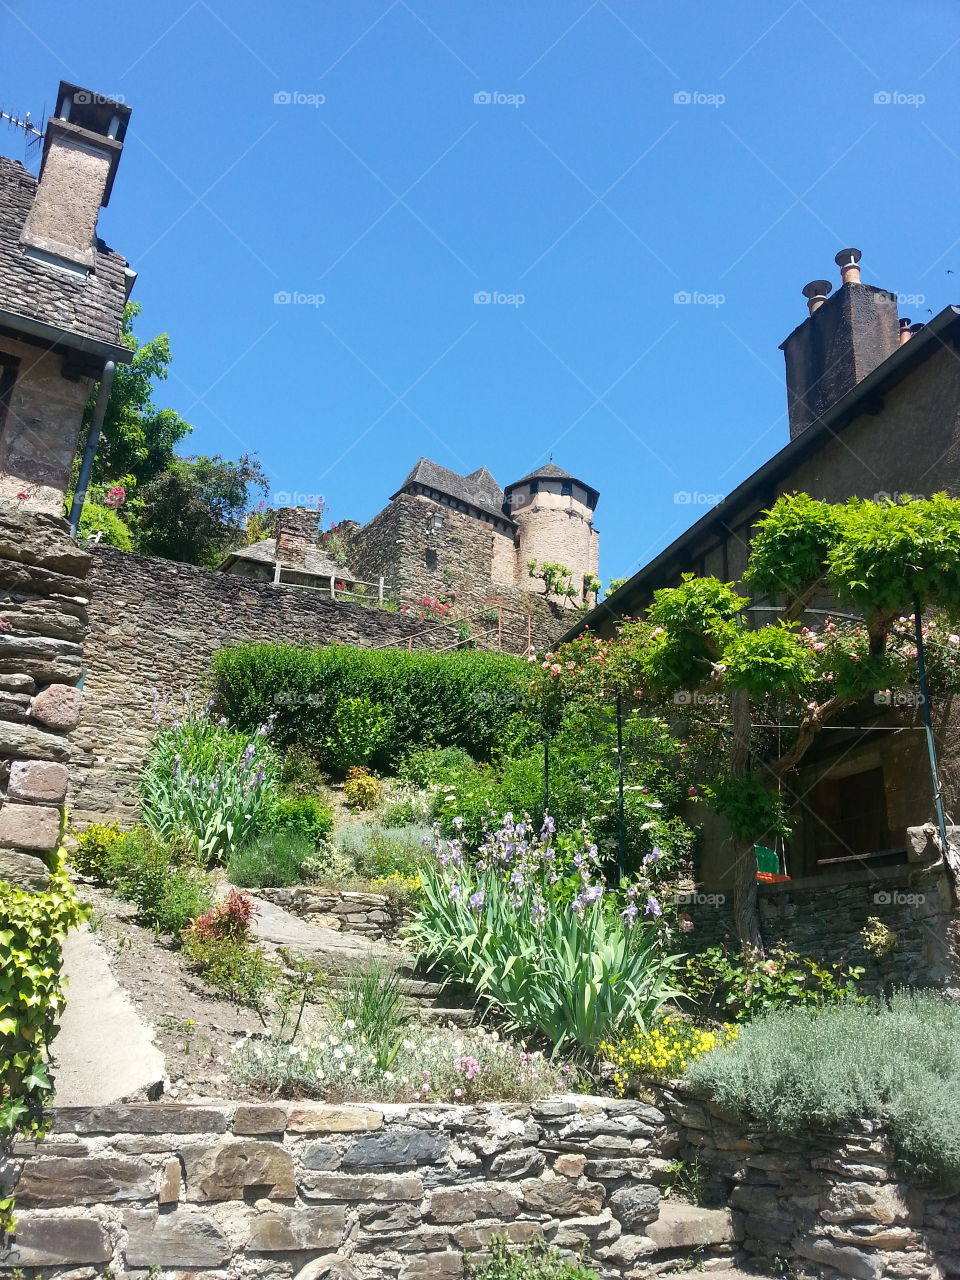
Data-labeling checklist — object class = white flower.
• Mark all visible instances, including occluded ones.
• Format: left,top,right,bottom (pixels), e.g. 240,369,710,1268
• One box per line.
345,1019,356,1030
351,1067,360,1077
334,1048,344,1059
384,1071,395,1081
344,1045,355,1056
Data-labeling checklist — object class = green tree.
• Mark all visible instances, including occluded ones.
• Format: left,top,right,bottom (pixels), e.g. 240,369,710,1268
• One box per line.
136,454,268,567
84,302,193,492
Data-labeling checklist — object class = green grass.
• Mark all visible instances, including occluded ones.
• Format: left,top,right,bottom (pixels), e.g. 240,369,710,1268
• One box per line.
687,990,960,1191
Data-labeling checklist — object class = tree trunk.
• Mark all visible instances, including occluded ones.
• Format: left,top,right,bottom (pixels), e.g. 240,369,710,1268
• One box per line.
730,688,763,952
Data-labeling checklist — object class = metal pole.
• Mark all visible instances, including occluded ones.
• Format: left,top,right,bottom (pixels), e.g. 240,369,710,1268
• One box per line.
68,360,116,536
616,692,626,884
914,598,951,859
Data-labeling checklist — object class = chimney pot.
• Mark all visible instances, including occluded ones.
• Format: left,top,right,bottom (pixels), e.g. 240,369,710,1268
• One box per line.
802,279,832,314
899,317,912,345
835,247,863,286
909,322,926,336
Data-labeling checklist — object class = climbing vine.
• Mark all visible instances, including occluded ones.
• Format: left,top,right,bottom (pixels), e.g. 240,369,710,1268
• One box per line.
0,855,88,1232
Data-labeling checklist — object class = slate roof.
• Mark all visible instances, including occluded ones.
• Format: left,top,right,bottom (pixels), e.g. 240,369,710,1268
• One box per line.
224,538,356,581
395,458,510,522
505,462,599,506
0,155,130,353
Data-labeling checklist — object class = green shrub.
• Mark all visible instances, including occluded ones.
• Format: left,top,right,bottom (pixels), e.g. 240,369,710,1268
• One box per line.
211,643,530,772
325,695,393,774
181,931,277,1011
279,745,326,794
400,746,475,788
110,828,214,934
260,794,334,846
71,822,126,880
344,766,380,810
428,714,693,876
680,943,865,1022
334,824,431,881
228,831,315,889
79,501,134,550
466,1236,600,1280
687,992,960,1191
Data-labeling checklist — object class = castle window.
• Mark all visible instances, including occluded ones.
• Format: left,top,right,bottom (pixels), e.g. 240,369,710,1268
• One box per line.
530,481,539,495
425,548,438,571
561,480,572,497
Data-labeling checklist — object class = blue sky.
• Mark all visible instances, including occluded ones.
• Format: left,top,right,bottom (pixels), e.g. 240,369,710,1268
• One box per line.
4,2,960,583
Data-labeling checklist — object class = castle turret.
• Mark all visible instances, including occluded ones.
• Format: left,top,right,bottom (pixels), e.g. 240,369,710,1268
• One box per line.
503,463,599,606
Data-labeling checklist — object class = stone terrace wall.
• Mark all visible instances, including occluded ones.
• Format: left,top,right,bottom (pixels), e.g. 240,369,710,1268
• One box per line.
656,1084,960,1280
74,547,550,825
0,1096,697,1278
0,508,90,889
681,863,960,993
255,887,412,943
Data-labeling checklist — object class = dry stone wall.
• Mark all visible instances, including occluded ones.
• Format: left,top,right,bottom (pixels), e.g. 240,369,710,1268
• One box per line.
681,863,960,993
0,508,90,889
0,1097,694,1278
74,547,556,825
255,888,411,943
656,1084,960,1280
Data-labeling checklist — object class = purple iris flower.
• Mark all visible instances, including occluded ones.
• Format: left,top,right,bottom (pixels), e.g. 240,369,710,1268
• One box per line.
643,848,663,866
468,891,485,912
645,895,663,918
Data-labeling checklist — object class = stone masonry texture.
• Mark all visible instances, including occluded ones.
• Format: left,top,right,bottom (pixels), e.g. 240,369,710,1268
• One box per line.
1,1094,956,1279
0,507,92,889
74,547,566,824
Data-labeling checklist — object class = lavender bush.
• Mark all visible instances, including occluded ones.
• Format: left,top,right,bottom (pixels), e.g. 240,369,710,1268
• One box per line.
406,814,682,1057
140,693,279,864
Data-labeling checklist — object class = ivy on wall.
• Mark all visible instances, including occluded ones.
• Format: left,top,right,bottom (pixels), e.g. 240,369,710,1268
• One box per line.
0,856,87,1232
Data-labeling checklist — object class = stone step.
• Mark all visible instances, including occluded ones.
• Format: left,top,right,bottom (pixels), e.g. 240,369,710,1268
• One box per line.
247,892,475,1019
659,1271,759,1279
645,1201,740,1251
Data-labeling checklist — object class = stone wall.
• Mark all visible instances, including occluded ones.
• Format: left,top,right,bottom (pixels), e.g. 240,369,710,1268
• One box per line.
0,1096,696,1278
0,337,93,514
351,493,565,649
681,862,960,993
255,887,411,943
656,1084,960,1280
74,546,557,825
0,508,90,888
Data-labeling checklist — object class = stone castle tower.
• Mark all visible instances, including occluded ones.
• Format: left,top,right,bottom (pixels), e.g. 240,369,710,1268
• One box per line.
504,463,600,601
351,457,600,621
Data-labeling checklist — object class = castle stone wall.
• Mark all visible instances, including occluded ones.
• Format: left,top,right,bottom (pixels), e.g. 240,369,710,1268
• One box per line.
352,493,564,649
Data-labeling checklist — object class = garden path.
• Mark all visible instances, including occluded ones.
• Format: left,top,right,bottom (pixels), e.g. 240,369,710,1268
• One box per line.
53,924,165,1105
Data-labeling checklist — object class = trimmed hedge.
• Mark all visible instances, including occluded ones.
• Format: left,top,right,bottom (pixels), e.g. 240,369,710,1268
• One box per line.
211,643,531,774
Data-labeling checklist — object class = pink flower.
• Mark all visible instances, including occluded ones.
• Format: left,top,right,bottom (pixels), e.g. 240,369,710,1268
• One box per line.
550,664,562,676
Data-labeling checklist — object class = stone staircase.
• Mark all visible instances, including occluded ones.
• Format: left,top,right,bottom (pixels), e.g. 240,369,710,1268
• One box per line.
248,892,475,1026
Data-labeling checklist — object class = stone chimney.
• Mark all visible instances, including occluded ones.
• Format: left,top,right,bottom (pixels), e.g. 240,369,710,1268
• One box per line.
780,248,900,440
21,82,131,271
276,507,321,568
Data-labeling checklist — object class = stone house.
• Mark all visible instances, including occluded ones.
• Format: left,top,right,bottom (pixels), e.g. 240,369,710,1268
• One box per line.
222,458,600,648
567,249,960,983
0,81,133,888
